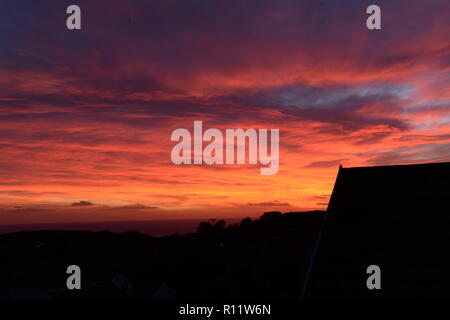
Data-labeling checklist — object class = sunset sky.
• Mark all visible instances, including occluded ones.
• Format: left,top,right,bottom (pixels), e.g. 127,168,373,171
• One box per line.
0,0,449,225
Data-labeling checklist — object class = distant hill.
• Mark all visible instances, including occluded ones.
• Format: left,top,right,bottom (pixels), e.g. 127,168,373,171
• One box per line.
0,211,324,300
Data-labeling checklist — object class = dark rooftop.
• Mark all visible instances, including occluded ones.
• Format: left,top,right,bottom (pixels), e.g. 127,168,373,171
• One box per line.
306,161,450,299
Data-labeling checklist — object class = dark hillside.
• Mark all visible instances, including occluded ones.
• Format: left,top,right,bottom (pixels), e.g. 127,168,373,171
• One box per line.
0,211,324,300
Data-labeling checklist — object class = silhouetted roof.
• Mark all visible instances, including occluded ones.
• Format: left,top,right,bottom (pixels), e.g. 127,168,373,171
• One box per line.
306,162,450,299
328,162,450,220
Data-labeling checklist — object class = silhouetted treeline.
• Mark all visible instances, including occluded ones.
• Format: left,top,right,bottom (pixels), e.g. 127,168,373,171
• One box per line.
0,211,324,300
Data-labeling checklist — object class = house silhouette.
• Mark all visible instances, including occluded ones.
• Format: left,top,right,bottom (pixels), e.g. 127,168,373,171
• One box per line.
305,162,450,299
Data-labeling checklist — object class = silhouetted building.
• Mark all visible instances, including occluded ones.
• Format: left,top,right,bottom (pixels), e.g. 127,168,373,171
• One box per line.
306,162,450,299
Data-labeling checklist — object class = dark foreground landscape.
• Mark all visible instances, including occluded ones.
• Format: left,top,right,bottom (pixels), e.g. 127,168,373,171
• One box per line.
0,211,324,300
2,162,450,300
